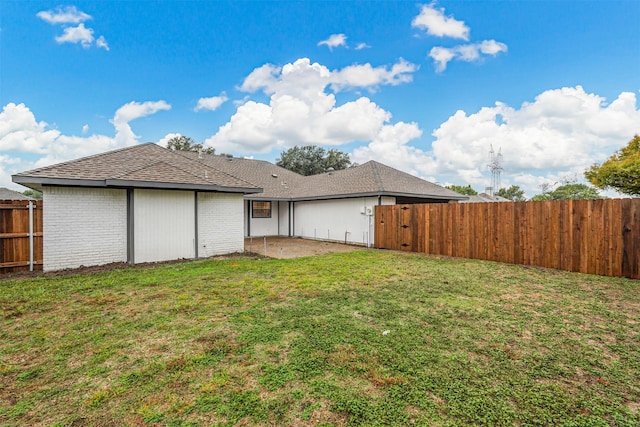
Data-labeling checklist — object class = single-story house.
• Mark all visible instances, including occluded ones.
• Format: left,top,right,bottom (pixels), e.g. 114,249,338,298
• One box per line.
0,187,34,201
13,143,466,270
13,143,261,271
177,151,467,246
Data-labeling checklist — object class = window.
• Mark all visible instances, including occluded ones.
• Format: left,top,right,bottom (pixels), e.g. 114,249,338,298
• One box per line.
252,201,272,218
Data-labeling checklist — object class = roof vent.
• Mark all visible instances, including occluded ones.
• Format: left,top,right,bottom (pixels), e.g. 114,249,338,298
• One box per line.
271,173,278,178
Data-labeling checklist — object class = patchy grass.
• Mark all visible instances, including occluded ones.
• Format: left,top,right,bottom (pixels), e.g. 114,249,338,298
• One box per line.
0,250,638,426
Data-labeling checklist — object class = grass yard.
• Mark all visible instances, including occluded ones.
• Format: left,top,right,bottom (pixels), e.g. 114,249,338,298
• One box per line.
0,250,638,426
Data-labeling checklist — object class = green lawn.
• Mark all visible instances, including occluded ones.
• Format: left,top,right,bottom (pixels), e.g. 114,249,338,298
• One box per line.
1,250,638,426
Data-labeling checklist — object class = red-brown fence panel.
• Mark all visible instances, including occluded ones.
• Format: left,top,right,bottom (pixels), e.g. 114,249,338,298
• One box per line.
374,199,640,280
0,200,43,273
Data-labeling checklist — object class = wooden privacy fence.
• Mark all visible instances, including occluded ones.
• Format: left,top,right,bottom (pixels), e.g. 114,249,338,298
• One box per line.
0,200,43,273
375,199,640,280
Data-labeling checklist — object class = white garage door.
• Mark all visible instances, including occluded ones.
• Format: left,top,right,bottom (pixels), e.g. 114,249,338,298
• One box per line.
134,189,195,263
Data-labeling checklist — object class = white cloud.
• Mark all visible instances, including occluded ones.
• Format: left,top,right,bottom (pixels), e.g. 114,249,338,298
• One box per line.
38,7,108,50
0,100,171,189
157,133,183,148
412,3,470,40
82,124,89,134
318,33,347,50
55,23,94,48
96,35,109,51
350,87,640,197
194,93,229,111
330,59,418,92
111,101,171,146
206,58,418,154
429,40,507,72
355,42,371,50
37,6,91,25
429,86,640,195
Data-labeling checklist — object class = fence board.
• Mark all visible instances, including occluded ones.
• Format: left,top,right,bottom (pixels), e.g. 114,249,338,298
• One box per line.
375,199,640,280
0,199,43,273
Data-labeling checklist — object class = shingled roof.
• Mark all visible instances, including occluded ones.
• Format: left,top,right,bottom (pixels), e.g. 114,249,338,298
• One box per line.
12,143,261,194
0,187,34,200
181,151,466,202
178,152,303,200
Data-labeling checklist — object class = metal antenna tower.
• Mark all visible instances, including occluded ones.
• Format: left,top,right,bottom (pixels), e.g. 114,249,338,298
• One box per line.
487,145,503,197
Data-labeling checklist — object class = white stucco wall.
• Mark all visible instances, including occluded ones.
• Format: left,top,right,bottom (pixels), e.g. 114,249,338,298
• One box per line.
198,192,245,256
43,187,127,271
293,197,387,246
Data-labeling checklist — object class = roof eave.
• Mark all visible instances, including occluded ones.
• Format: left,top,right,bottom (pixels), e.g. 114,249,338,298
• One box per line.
289,191,468,202
12,175,263,194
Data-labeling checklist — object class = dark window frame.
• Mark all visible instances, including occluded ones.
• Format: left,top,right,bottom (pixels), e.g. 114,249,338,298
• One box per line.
252,201,272,218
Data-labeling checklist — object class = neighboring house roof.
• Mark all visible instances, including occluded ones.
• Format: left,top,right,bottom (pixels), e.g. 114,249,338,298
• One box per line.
0,187,33,200
180,151,466,202
462,193,511,203
12,143,262,194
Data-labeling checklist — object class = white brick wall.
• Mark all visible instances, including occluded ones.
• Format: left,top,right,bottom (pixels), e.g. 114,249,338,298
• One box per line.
43,187,127,271
198,192,244,256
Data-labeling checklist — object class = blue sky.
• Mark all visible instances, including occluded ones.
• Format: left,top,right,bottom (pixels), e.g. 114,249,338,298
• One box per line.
1,1,639,197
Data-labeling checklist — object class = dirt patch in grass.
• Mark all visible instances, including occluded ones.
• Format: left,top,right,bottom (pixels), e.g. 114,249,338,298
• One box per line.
245,236,364,258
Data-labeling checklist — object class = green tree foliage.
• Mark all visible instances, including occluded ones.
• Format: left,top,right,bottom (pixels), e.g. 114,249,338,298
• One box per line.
166,135,215,155
22,189,42,199
496,185,526,201
445,185,478,196
276,145,353,176
531,183,604,201
584,135,640,196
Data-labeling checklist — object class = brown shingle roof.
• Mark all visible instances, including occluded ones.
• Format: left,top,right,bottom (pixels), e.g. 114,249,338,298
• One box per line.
12,143,261,193
296,161,466,201
182,152,465,201
178,151,302,199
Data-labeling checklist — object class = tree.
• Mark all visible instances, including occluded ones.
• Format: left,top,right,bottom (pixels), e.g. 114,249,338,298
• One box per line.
166,135,215,155
22,189,42,199
445,185,478,196
584,135,640,196
496,185,526,201
276,145,353,176
531,183,604,201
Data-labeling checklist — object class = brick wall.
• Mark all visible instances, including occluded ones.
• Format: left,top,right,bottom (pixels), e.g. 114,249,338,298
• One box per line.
43,187,127,271
198,192,244,257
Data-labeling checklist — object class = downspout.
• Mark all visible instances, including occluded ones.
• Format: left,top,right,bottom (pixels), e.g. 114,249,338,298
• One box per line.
288,201,292,237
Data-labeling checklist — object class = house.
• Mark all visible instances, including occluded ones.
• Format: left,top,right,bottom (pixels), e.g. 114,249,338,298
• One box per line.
12,143,465,270
178,152,467,247
12,144,261,271
0,187,34,201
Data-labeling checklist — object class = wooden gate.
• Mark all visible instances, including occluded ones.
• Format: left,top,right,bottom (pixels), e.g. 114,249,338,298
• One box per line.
0,200,43,273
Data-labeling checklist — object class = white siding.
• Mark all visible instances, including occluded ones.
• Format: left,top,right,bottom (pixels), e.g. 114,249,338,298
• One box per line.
43,187,127,271
293,197,380,246
198,192,244,256
248,200,280,236
134,189,195,263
